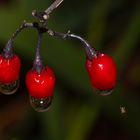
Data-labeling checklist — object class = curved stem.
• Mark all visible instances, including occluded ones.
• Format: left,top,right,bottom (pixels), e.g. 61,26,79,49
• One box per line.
47,29,97,60
33,31,44,74
3,22,47,58
3,22,34,58
68,34,97,60
11,22,34,41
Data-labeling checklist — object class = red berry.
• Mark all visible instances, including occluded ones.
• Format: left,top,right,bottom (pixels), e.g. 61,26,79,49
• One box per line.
26,66,55,98
0,54,21,83
86,53,117,90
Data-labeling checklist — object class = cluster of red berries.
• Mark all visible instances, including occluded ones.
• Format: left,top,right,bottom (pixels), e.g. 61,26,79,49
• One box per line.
0,50,56,112
0,0,117,112
0,51,117,94
0,45,117,102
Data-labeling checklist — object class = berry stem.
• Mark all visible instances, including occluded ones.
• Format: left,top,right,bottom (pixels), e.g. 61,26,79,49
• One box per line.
47,29,97,60
3,22,47,59
33,31,44,74
10,22,34,41
68,34,97,60
3,22,34,58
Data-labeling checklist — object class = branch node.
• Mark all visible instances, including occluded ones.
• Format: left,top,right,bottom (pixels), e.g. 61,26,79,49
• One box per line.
47,30,55,36
32,0,64,23
63,30,70,39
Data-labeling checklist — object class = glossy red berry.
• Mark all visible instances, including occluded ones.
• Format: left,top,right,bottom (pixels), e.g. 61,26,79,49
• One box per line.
0,54,21,83
26,66,55,98
86,53,117,91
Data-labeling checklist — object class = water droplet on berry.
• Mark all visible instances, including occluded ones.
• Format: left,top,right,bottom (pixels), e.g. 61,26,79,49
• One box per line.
93,87,113,96
0,79,19,95
30,96,53,112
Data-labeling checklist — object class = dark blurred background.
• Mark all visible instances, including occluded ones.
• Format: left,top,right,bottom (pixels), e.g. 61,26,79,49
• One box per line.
0,0,140,140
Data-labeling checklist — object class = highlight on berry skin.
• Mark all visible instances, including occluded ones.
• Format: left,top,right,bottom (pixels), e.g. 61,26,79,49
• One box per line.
25,66,55,112
86,53,117,96
0,54,21,95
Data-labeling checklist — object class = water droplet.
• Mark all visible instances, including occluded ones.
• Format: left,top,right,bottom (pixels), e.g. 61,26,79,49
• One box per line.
93,87,113,96
120,106,127,114
30,96,53,112
0,79,19,95
120,106,127,118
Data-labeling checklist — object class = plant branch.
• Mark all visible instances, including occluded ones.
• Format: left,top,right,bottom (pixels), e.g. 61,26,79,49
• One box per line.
45,0,64,15
32,0,64,22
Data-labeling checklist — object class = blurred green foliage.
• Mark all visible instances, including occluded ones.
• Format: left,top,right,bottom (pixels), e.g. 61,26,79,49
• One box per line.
0,0,140,140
